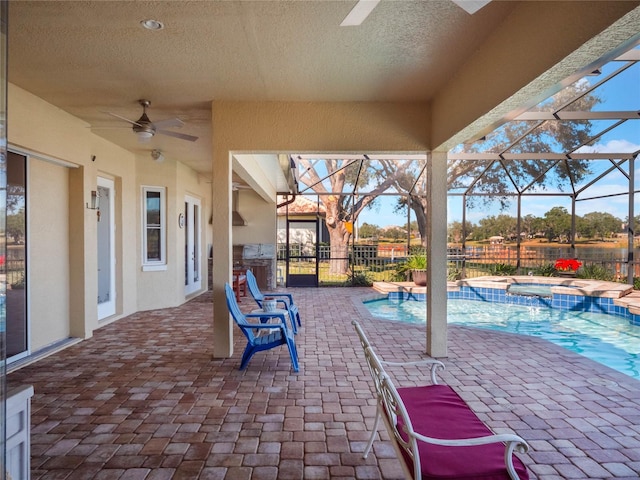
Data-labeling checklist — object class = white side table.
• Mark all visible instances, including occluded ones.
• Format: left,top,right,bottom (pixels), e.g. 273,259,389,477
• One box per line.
7,384,34,480
249,308,296,332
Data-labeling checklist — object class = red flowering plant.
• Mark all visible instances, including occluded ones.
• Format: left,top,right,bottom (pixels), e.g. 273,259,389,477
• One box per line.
554,258,582,272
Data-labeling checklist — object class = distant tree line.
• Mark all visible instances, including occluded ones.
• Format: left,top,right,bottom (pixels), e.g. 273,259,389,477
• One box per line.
359,221,419,241
446,207,636,244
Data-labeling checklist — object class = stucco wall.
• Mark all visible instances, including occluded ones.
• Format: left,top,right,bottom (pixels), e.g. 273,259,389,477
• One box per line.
7,83,211,360
210,101,431,357
136,155,211,311
232,190,276,246
29,159,70,350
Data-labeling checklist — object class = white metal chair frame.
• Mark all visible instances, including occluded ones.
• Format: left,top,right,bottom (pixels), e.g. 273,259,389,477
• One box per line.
352,320,529,480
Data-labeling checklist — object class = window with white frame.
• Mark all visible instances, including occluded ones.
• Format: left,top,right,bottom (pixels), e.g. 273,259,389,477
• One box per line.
142,186,166,269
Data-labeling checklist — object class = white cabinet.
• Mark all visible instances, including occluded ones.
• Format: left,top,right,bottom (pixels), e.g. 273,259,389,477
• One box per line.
6,384,34,480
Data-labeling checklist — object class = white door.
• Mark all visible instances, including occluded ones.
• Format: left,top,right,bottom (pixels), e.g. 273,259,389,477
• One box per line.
97,177,116,319
184,195,202,295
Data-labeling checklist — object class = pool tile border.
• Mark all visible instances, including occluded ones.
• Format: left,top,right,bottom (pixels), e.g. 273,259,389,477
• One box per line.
377,276,640,325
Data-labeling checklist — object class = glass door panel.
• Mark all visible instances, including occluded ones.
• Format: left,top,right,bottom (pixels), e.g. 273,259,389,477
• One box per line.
97,177,116,319
184,195,201,295
6,151,27,359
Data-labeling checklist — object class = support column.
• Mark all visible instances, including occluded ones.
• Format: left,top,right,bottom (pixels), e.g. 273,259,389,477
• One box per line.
570,196,577,258
211,150,234,358
462,194,467,278
516,195,522,271
628,155,635,285
426,151,448,358
68,165,98,339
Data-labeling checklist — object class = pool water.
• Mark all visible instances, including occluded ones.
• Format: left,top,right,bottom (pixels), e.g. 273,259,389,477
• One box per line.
364,298,640,380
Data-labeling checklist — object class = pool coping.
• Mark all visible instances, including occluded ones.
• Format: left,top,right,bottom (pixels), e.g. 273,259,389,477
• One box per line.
373,275,633,296
372,275,640,323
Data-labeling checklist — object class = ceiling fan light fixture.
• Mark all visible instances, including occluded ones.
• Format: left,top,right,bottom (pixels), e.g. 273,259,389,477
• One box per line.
140,19,164,31
137,130,154,139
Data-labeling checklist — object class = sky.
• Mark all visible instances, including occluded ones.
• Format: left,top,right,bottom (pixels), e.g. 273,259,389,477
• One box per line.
357,46,640,228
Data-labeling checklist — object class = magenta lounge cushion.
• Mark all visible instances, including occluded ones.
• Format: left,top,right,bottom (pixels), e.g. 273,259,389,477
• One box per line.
396,384,529,480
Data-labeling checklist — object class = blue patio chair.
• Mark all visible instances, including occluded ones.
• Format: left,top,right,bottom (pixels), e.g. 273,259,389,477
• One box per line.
246,270,301,332
224,283,299,372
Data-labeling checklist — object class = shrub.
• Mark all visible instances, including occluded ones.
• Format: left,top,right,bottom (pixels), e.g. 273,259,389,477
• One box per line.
10,273,25,289
576,263,613,281
447,267,462,281
533,263,557,277
391,266,408,282
348,270,373,287
488,263,517,276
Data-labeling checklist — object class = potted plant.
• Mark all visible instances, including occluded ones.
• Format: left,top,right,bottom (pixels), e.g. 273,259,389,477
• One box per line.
404,254,427,286
554,258,582,277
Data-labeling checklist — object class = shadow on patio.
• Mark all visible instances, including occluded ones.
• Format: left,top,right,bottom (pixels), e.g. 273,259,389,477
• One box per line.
8,287,640,479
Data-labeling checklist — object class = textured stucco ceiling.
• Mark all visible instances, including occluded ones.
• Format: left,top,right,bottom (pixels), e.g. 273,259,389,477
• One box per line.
7,1,639,179
7,0,516,175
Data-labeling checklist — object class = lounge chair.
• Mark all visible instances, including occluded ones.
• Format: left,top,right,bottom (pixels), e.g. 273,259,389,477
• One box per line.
352,320,529,480
224,283,299,372
246,270,301,333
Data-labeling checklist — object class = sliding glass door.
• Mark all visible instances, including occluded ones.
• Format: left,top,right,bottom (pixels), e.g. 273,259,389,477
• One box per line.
6,151,27,360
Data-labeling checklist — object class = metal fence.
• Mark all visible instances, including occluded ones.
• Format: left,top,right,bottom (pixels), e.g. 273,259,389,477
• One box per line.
450,245,635,282
5,250,25,288
277,243,636,285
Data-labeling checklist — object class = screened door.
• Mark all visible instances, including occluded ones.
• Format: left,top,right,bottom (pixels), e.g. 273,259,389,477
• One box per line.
286,219,318,287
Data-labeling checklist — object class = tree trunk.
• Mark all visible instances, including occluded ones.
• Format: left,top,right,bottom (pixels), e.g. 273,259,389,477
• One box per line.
325,201,351,275
328,227,350,274
410,195,428,247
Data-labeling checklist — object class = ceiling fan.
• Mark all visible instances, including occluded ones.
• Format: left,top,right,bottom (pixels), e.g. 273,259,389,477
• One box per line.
105,99,198,142
341,0,491,26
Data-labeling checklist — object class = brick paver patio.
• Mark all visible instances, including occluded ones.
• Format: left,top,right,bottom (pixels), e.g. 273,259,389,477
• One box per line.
8,287,640,479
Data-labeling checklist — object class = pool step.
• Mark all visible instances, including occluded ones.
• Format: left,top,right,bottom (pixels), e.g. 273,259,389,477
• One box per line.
614,290,640,315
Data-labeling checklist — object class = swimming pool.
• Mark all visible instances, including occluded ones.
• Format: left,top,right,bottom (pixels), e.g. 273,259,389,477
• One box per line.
363,297,640,380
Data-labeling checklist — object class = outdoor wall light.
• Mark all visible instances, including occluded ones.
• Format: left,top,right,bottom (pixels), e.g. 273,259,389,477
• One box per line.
87,190,100,210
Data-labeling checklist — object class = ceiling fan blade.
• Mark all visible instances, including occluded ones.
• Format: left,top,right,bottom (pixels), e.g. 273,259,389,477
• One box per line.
451,0,492,14
232,182,252,190
104,111,142,127
153,117,185,129
341,0,380,26
157,129,199,142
